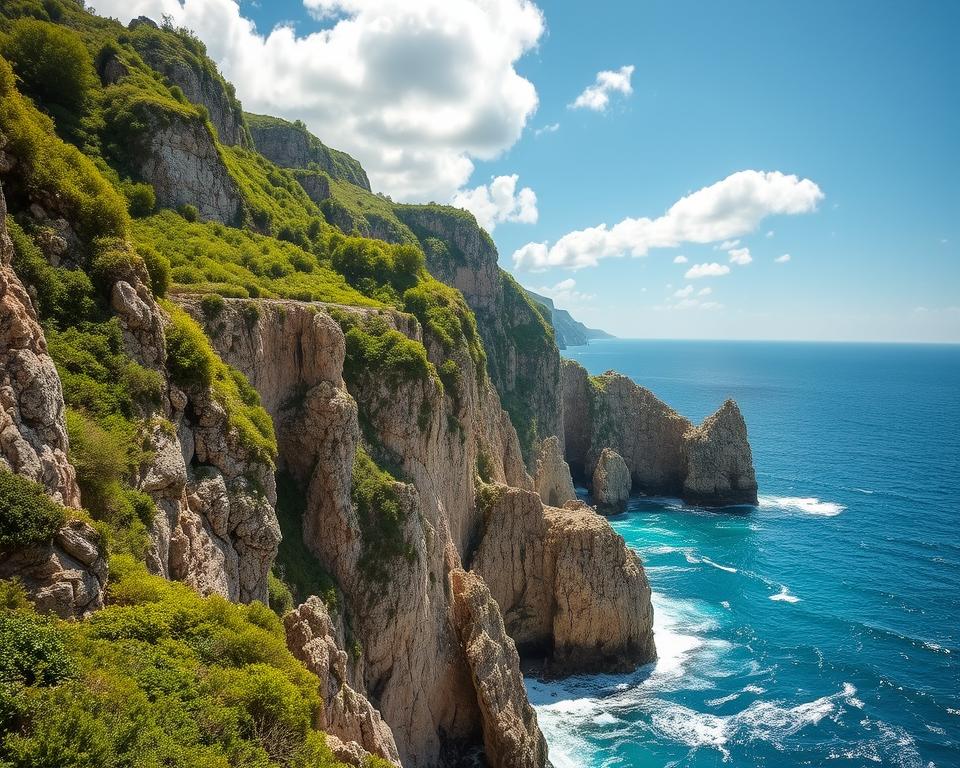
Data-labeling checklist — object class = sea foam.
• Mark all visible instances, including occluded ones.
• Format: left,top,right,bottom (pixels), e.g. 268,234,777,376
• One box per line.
759,495,846,516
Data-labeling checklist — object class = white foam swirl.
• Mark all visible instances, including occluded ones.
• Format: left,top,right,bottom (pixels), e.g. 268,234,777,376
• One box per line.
759,495,846,516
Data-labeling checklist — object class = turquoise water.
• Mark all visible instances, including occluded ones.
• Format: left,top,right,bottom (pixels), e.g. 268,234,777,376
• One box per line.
527,340,960,768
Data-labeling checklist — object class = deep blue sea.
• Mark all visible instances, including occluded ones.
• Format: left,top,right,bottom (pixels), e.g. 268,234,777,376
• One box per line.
526,340,960,768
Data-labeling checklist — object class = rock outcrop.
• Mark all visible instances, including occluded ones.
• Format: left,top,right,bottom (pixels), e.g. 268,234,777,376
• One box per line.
524,289,613,349
451,569,548,768
246,113,371,190
0,518,107,618
562,360,758,506
285,597,401,765
534,435,576,507
592,448,631,511
471,486,656,676
130,21,250,147
137,111,242,224
0,186,80,508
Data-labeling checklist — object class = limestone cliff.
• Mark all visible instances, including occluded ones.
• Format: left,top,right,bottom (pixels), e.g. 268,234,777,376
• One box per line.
177,296,537,767
592,448,631,511
471,485,656,676
562,360,758,506
129,16,251,147
534,435,576,507
246,113,371,190
524,289,613,349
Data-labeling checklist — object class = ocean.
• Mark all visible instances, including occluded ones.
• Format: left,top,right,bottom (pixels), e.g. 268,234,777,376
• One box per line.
527,339,960,768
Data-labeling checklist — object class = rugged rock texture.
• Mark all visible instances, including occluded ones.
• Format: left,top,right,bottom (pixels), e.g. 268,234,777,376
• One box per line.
451,569,548,768
396,206,562,463
471,486,656,676
131,27,250,147
562,360,758,506
285,597,401,765
246,113,371,190
177,297,536,767
137,111,242,224
534,435,576,507
0,187,80,507
0,519,107,618
592,448,631,511
682,399,758,506
293,169,332,206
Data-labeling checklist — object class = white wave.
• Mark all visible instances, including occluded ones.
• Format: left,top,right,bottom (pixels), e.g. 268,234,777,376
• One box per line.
720,600,731,609
592,712,618,726
701,556,738,573
854,488,874,495
769,586,800,603
758,494,846,516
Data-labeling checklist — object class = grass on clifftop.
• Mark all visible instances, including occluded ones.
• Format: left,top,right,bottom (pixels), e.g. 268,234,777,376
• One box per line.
0,558,372,768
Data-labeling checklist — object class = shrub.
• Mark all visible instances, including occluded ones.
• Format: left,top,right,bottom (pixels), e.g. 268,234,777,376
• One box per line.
342,319,433,389
0,471,66,551
331,237,422,299
0,610,71,688
267,571,294,617
90,237,143,292
0,18,95,117
352,448,414,583
200,292,226,320
139,246,170,298
124,182,156,217
164,307,214,388
178,203,199,223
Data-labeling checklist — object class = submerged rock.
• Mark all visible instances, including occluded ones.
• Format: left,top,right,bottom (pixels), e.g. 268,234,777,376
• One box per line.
592,448,631,511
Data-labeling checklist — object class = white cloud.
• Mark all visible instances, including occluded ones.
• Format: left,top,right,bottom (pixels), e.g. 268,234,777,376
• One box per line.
657,297,724,311
673,254,688,264
570,64,634,111
513,170,824,270
728,246,752,265
766,230,775,238
534,122,560,136
685,262,730,279
92,0,544,202
775,253,792,263
530,277,594,306
716,239,740,250
698,286,712,296
452,174,537,232
673,285,694,298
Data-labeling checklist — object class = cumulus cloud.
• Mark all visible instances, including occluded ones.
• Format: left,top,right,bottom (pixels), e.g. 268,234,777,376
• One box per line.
92,0,544,202
698,286,712,296
673,285,694,298
534,122,560,136
570,64,634,111
452,174,537,232
529,278,594,306
512,170,824,270
716,239,740,250
673,254,688,264
775,253,792,263
685,263,730,279
728,246,752,265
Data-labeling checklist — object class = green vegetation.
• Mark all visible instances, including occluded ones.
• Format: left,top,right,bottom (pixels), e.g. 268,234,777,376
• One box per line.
132,211,378,306
340,315,434,390
322,179,416,245
0,559,367,768
273,472,338,609
352,448,414,584
331,236,422,304
0,56,128,241
163,303,276,463
0,471,66,551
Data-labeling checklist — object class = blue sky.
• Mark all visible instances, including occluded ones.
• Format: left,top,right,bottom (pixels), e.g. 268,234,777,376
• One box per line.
103,0,960,342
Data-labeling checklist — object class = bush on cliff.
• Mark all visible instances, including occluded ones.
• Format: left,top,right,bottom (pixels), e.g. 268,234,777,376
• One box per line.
0,557,353,768
342,316,434,389
0,471,66,552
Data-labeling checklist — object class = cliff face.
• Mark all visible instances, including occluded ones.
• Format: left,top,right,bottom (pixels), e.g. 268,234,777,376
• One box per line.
471,486,656,676
246,113,371,190
177,296,539,767
396,206,563,464
523,289,613,349
562,360,758,506
137,111,242,224
130,17,250,147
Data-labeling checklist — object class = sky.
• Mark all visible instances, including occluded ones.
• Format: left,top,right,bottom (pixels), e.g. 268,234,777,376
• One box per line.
92,0,960,342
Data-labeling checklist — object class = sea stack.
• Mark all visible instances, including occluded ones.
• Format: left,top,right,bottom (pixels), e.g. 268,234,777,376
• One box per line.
592,448,632,511
562,360,758,506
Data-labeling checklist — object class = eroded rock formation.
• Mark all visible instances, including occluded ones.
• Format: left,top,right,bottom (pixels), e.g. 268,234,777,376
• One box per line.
534,435,576,507
471,485,656,676
562,360,758,506
592,448,631,511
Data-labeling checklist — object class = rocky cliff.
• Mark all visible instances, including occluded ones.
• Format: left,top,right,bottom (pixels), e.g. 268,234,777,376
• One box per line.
562,360,758,506
246,112,371,190
471,486,656,676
